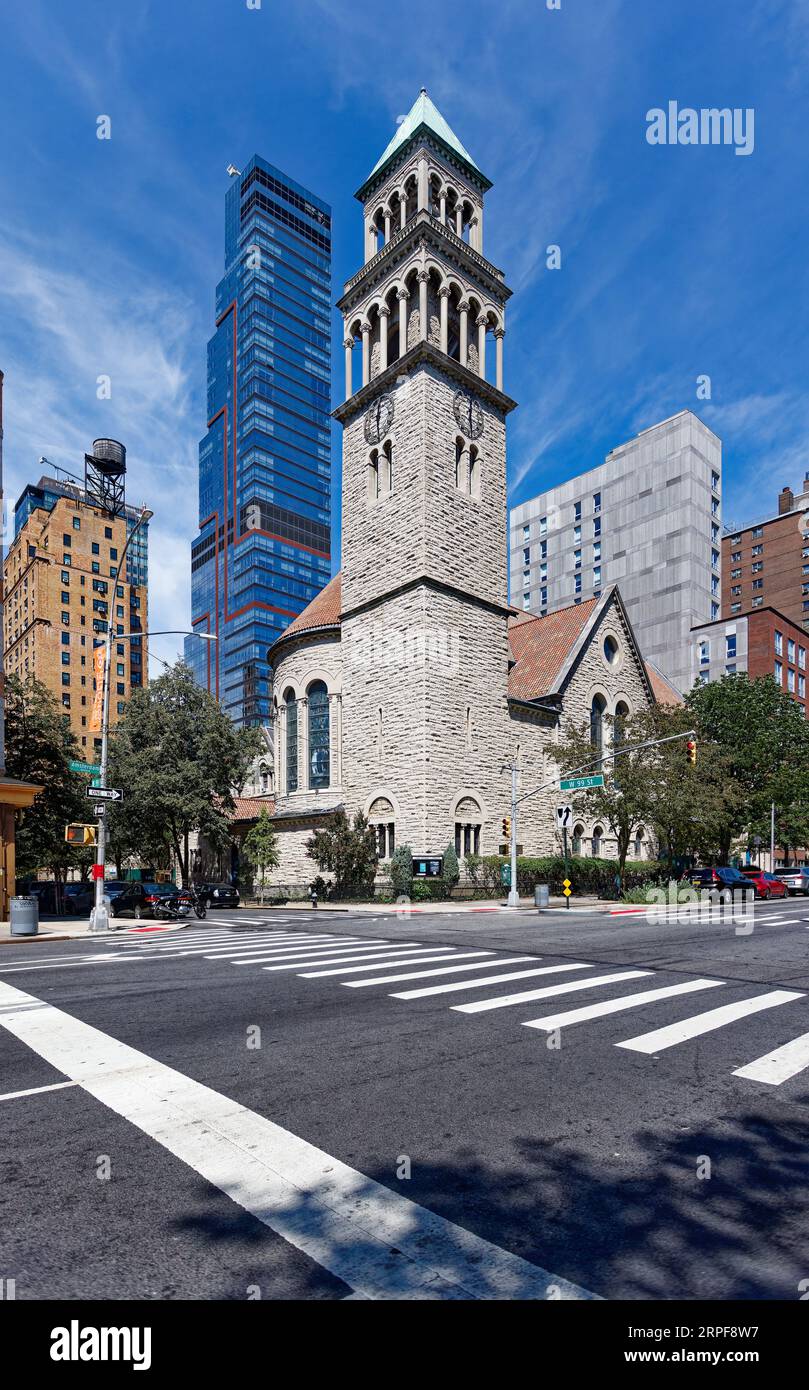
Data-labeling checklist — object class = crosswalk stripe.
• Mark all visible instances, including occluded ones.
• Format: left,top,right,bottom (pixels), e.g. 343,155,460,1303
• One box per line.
228,941,413,965
152,935,349,958
344,955,535,988
112,930,303,948
302,951,491,979
616,990,805,1053
263,948,462,974
392,962,596,1002
732,1030,809,1084
522,978,725,1032
450,970,653,1015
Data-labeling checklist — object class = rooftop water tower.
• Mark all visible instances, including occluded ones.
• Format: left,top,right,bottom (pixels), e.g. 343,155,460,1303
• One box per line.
84,437,126,517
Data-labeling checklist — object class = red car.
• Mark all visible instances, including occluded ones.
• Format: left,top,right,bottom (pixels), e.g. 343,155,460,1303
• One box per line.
740,868,788,900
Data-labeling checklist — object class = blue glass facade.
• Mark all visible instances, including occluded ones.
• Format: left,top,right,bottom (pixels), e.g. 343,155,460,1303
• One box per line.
186,156,332,726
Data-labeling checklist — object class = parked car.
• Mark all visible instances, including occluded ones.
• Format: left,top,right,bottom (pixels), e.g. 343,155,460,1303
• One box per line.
195,881,240,909
774,867,809,896
24,881,57,912
739,867,789,900
101,880,131,905
110,881,188,919
683,867,756,896
62,882,95,915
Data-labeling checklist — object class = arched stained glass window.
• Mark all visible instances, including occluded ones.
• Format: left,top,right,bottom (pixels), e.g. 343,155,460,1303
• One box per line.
285,690,298,793
308,681,330,789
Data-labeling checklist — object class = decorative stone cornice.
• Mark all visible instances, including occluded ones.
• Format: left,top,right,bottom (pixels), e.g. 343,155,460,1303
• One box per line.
332,338,517,425
338,210,508,310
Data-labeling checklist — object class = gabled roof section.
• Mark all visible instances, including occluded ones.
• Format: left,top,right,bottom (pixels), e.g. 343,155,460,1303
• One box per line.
357,89,489,199
644,659,684,706
508,599,599,702
268,573,342,659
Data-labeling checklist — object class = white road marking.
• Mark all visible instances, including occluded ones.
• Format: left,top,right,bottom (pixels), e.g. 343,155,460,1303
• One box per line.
392,962,595,1001
0,1079,81,1102
345,956,533,988
0,980,596,1301
522,978,725,1032
218,940,393,963
451,970,653,1014
264,948,462,974
302,951,489,979
616,990,805,1053
732,1030,809,1085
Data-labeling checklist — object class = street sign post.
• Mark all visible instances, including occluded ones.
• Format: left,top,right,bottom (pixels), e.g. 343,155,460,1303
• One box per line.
560,774,605,791
85,786,123,802
69,760,102,776
92,804,107,817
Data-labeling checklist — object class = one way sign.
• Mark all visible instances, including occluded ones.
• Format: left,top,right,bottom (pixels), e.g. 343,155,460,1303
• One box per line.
86,786,123,802
555,803,573,829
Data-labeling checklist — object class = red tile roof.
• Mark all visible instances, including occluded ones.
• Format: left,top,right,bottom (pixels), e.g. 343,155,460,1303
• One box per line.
231,796,276,822
644,660,684,706
272,573,342,652
507,598,599,701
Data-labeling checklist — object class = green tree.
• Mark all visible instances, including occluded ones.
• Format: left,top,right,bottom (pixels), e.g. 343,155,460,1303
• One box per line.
3,675,91,887
389,843,413,898
687,674,809,858
442,842,460,896
107,662,260,884
242,808,281,899
306,809,378,898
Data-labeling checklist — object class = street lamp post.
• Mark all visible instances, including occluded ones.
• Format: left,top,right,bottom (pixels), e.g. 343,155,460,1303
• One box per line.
88,518,218,930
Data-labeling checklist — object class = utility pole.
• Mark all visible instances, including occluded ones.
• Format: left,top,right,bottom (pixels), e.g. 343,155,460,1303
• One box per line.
770,801,776,872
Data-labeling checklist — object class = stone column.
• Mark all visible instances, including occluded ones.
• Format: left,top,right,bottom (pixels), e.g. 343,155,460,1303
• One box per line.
361,321,371,386
365,217,375,263
397,288,408,358
378,306,389,372
439,286,450,354
383,210,391,243
459,300,469,368
418,272,429,342
494,328,504,391
400,198,407,229
343,335,354,400
477,203,484,253
417,156,428,211
476,315,487,379
469,216,479,251
456,205,464,237
439,190,447,224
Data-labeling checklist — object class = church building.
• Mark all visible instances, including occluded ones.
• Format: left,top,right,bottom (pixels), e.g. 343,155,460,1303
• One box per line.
265,92,679,885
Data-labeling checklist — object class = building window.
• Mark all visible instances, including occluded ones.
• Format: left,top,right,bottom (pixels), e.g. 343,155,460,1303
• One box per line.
61,673,70,687
800,647,806,670
573,524,581,544
539,563,547,581
711,602,719,619
593,491,601,514
574,500,581,521
522,524,530,540
752,526,763,538
593,542,601,562
788,669,796,693
61,652,70,666
61,632,70,646
574,573,582,594
591,825,603,857
572,824,584,856
454,797,483,858
775,660,783,683
285,690,298,793
731,602,741,614
593,566,601,588
800,675,806,699
104,526,112,539
540,539,547,560
308,681,330,789
573,549,581,569
523,546,530,565
92,542,100,555
726,664,737,675
726,634,736,660
731,550,741,562
539,515,547,536
752,544,763,557
711,498,719,516
752,579,763,591
593,516,601,538
522,594,530,609
712,523,720,543
731,586,741,597
369,798,396,861
752,562,763,574
712,549,720,570
634,828,645,859
590,694,606,751
788,638,796,663
775,630,783,656
731,569,741,580
711,470,720,491
540,586,547,607
699,640,710,665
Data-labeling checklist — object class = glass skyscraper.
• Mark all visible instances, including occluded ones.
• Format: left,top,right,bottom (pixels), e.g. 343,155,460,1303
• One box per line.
186,156,332,725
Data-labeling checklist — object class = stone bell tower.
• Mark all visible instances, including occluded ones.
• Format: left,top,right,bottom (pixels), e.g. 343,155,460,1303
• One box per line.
334,90,517,857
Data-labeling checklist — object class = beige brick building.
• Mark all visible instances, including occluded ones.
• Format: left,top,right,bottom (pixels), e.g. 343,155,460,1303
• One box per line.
3,484,148,757
263,92,679,886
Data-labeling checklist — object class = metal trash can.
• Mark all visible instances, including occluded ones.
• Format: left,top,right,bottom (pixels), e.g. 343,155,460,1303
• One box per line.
10,896,39,936
534,883,550,910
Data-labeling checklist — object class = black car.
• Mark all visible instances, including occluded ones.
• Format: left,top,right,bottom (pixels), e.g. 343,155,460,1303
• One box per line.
196,881,240,909
683,866,755,896
110,881,188,919
62,882,95,915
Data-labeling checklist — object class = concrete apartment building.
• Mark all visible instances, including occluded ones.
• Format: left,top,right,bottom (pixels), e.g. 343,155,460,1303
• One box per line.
3,473,149,758
689,606,808,715
722,473,809,632
510,411,722,694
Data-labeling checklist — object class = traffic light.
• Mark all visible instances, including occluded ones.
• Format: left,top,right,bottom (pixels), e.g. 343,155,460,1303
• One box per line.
65,824,97,846
502,816,512,839
686,738,697,767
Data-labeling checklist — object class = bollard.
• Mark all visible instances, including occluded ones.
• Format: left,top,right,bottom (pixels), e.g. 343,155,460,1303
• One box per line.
10,896,39,936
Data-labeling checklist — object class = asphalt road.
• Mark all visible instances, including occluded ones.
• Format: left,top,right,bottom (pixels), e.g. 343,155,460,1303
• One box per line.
1,897,808,1301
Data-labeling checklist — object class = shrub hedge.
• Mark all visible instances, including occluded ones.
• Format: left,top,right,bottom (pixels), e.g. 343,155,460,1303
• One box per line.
464,854,669,899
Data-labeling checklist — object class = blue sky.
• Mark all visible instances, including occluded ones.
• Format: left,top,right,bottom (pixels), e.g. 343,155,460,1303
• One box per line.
1,0,808,669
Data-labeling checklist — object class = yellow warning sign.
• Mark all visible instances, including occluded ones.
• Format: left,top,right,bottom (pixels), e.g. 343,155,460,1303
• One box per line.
563,878,572,898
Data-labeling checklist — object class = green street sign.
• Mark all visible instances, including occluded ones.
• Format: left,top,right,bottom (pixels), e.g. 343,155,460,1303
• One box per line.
70,760,102,776
560,774,605,791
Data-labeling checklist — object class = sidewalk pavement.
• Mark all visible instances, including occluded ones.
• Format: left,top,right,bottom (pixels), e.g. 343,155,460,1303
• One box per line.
0,920,186,945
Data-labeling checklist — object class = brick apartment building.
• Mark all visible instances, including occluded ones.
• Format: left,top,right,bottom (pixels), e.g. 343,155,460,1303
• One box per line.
3,477,149,758
722,474,809,632
690,605,808,714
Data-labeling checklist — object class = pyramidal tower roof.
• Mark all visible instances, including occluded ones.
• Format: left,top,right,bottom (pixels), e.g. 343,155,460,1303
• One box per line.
357,89,489,198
